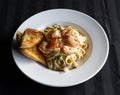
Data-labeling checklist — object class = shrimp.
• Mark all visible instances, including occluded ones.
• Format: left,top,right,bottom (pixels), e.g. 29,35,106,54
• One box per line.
39,38,58,55
62,26,80,47
52,30,61,38
48,38,58,49
39,41,52,54
62,45,78,55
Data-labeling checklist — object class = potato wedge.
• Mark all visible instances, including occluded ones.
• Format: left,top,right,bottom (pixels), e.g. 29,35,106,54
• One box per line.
20,46,46,66
20,28,43,48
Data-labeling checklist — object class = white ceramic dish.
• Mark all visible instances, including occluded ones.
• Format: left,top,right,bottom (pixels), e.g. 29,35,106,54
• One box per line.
12,9,109,87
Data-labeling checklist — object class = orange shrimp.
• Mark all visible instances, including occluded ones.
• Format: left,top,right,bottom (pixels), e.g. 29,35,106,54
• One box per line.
39,38,58,55
62,45,78,55
62,26,80,47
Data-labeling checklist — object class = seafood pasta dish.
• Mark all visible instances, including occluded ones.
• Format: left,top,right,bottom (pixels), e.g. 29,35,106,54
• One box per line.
16,24,92,72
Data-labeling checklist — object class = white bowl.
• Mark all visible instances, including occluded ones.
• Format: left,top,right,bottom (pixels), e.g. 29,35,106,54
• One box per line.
12,9,109,87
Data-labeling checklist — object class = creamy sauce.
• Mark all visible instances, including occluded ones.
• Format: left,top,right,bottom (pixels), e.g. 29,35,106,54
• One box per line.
76,26,92,65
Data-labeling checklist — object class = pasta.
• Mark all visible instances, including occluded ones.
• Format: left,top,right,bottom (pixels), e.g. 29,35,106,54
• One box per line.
39,24,88,71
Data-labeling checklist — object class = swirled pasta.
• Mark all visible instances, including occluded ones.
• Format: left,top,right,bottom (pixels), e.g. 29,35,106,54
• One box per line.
39,24,89,72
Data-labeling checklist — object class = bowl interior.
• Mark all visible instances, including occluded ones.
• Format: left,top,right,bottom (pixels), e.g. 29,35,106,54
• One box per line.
12,9,109,87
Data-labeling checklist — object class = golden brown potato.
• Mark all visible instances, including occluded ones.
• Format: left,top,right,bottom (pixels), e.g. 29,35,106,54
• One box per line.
16,29,46,66
16,31,22,45
20,28,43,48
20,46,46,66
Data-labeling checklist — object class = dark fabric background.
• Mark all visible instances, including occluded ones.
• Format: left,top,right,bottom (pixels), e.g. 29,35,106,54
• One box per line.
0,0,120,95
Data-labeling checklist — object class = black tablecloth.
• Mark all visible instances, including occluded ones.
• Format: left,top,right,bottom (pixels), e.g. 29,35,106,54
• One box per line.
1,0,120,95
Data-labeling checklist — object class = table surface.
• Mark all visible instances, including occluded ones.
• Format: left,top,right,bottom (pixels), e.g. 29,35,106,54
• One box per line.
1,0,120,95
